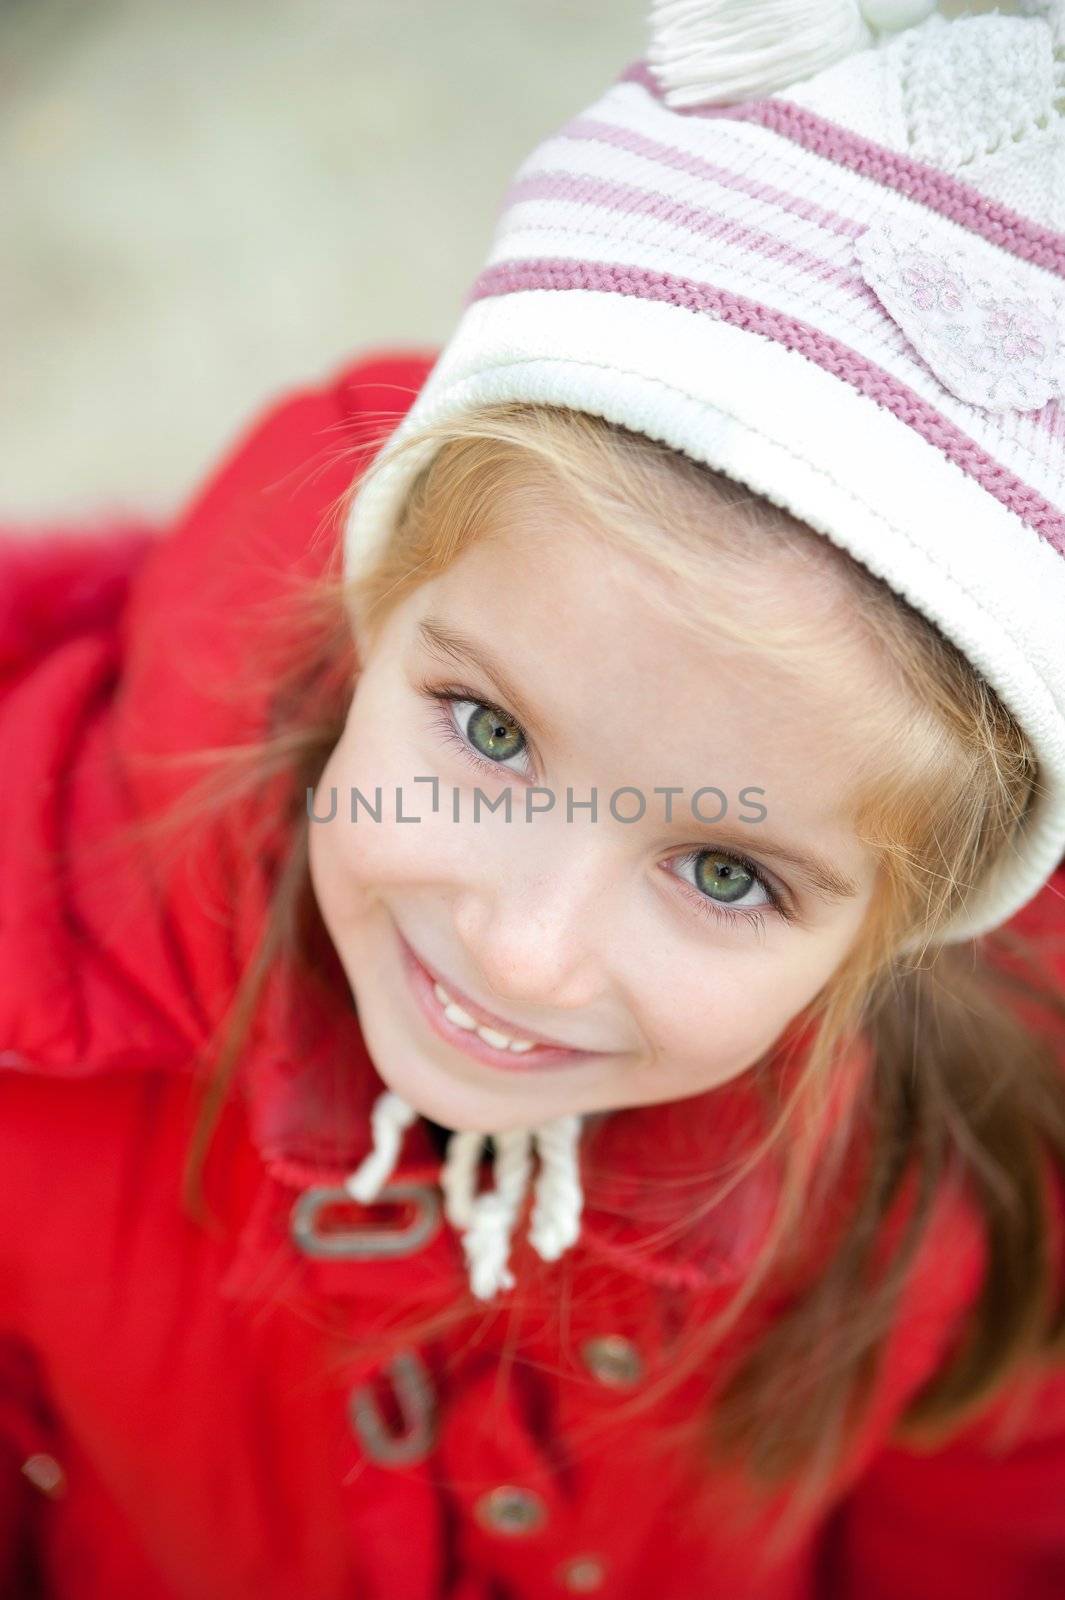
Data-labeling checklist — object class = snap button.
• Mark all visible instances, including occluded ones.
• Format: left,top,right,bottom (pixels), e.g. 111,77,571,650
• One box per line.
580,1334,644,1387
349,1348,437,1467
21,1453,66,1499
290,1180,441,1258
557,1553,607,1592
473,1484,548,1536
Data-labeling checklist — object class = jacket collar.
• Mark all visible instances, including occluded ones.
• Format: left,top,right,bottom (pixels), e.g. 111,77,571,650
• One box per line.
236,940,848,1294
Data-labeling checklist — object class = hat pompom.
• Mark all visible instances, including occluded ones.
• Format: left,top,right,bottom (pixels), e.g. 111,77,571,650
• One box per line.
646,0,936,108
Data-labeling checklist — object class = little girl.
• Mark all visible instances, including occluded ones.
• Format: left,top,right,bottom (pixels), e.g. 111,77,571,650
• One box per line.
3,2,1065,1597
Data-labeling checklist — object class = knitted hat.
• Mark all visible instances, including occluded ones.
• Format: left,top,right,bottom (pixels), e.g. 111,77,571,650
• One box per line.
340,0,1065,1300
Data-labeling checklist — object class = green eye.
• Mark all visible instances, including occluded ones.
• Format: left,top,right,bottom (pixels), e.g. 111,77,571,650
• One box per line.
692,852,756,905
425,688,532,780
668,847,781,933
465,703,525,764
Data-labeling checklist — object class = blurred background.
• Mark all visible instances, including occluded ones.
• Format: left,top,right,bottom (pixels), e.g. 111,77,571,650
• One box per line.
0,0,1015,522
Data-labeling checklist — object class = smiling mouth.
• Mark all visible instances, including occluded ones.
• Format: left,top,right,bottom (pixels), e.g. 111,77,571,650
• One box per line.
396,929,608,1072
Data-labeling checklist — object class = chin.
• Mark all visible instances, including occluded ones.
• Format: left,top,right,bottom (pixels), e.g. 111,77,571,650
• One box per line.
356,1011,501,1133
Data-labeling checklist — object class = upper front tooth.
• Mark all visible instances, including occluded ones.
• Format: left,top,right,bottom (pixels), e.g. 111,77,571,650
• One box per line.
442,1000,477,1030
436,981,479,1033
476,1025,513,1049
434,979,539,1050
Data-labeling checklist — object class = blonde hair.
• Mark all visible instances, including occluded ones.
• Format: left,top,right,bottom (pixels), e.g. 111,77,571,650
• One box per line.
146,400,1065,1569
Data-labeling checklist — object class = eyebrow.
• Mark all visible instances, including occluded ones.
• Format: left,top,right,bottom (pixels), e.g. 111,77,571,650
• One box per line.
417,615,864,906
684,824,864,905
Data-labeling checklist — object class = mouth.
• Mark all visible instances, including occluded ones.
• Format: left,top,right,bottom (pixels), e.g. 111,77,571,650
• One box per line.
396,928,607,1074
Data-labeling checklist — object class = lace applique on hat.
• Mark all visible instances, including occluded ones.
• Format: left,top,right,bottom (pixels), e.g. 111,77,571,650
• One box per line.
854,218,1065,413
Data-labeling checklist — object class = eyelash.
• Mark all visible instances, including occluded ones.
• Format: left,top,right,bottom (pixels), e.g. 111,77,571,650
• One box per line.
420,684,790,937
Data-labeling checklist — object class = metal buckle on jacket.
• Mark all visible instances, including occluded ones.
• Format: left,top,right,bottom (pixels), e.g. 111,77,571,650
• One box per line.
349,1348,438,1466
289,1181,442,1259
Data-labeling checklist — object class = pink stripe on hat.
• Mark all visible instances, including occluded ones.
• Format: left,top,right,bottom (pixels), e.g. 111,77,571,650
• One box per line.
503,169,860,292
619,59,1065,276
558,115,866,242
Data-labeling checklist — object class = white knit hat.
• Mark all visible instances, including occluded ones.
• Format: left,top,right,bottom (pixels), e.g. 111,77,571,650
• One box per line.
341,1,1065,1298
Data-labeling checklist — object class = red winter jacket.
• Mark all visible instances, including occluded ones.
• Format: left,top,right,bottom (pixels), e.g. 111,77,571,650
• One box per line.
1,349,1064,1600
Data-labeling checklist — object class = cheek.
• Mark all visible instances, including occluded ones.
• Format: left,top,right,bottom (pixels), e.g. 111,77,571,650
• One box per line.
308,777,399,939
308,722,471,932
308,734,380,940
307,781,364,946
633,941,845,1094
657,975,775,1069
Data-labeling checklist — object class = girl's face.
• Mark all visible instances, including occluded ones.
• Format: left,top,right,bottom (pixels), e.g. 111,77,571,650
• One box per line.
309,494,882,1134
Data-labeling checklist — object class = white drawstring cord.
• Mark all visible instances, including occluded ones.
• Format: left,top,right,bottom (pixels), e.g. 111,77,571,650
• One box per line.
342,1090,585,1300
343,1090,419,1203
437,1128,484,1227
529,1115,584,1260
452,1128,534,1299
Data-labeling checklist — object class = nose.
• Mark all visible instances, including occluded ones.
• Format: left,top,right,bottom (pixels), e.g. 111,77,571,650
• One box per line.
451,841,610,1014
